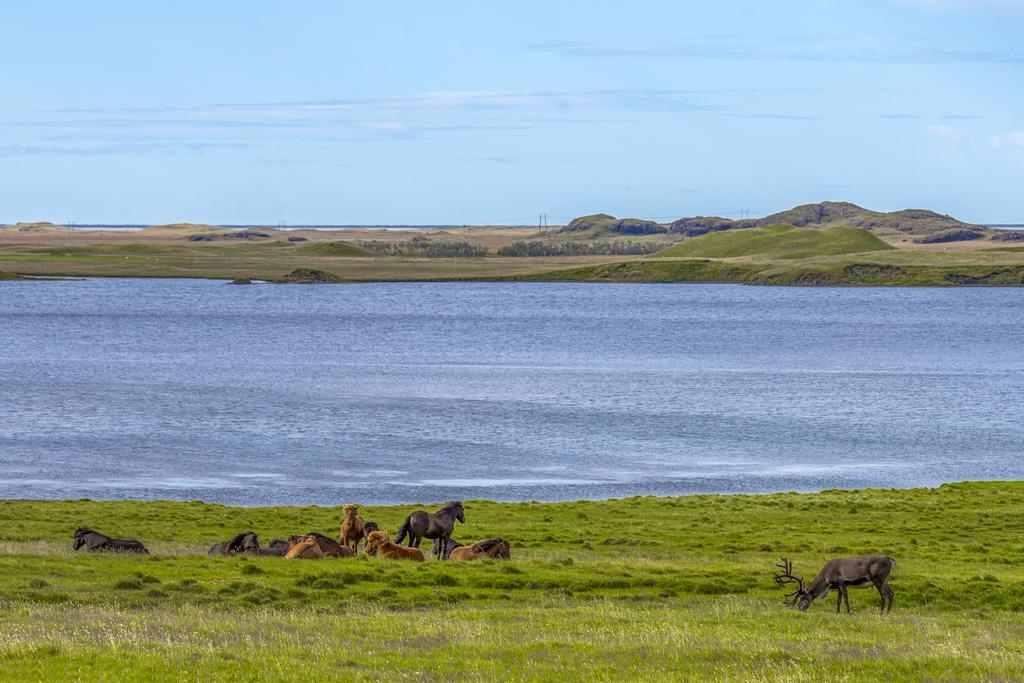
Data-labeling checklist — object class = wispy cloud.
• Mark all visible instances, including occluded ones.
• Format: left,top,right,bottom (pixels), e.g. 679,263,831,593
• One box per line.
527,35,1024,64
990,132,1024,149
927,123,967,141
0,142,249,157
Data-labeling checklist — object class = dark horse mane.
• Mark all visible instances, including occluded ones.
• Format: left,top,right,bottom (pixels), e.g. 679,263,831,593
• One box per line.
471,536,507,553
437,501,463,513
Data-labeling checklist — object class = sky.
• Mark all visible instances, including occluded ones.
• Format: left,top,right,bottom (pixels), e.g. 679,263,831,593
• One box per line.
0,0,1022,225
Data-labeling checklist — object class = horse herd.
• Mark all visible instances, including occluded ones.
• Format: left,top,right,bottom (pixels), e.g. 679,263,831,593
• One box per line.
73,500,511,563
72,499,899,615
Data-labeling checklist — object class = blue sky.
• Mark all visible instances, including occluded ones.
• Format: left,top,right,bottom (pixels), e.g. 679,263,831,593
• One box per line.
1,0,1021,224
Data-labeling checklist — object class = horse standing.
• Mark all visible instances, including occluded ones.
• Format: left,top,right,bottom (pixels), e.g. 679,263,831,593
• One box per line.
339,504,366,553
395,501,464,560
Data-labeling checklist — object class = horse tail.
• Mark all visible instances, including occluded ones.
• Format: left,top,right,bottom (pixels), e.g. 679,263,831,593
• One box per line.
396,515,412,545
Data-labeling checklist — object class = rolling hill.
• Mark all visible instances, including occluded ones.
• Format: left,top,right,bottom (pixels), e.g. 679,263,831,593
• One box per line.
656,224,895,260
562,201,1013,242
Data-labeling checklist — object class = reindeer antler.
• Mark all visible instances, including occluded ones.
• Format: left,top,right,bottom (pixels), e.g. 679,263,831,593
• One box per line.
773,557,804,606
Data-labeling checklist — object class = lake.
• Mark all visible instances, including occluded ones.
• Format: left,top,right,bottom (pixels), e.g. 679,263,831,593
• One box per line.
1,278,1022,505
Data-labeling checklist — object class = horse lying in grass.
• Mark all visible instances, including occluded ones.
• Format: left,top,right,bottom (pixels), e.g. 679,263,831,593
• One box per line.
365,530,424,561
283,532,355,559
449,537,511,561
208,531,260,556
249,539,290,556
73,527,148,554
339,504,365,553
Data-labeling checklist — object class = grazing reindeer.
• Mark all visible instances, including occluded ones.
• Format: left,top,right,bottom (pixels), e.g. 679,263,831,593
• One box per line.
774,556,896,614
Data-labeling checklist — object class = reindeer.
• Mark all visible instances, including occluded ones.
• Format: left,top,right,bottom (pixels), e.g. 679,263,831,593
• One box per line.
773,556,896,614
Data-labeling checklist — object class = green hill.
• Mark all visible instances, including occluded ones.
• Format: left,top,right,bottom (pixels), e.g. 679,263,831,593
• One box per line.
295,241,373,257
664,201,987,240
657,224,894,260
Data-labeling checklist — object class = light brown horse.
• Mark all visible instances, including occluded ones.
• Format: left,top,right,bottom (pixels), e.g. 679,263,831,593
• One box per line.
284,532,355,559
284,534,323,559
339,504,366,553
449,537,511,561
365,530,424,561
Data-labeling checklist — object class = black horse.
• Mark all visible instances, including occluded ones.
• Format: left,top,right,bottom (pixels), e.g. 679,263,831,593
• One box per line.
73,527,149,554
250,539,290,557
396,501,464,559
433,538,464,560
208,531,260,556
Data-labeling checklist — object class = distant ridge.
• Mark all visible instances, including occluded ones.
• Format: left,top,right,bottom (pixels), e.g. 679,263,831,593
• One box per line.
562,201,1015,242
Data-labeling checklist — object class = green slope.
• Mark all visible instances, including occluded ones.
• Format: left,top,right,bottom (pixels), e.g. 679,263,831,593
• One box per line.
296,241,373,257
657,224,894,260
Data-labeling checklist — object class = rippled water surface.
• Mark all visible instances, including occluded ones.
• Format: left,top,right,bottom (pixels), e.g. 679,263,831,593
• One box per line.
1,278,1022,504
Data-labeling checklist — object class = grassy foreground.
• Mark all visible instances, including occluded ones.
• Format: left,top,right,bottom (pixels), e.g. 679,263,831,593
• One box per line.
2,482,1024,680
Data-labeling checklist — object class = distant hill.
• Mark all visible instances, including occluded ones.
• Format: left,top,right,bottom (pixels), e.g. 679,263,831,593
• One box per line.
560,214,666,235
657,225,894,259
564,201,994,242
1,222,64,233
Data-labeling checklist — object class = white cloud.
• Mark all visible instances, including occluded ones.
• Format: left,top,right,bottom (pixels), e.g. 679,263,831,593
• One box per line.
927,124,966,140
990,132,1024,149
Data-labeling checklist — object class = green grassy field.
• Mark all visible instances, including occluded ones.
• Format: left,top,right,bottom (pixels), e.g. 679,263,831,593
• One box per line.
4,227,1024,286
656,225,894,260
2,482,1024,680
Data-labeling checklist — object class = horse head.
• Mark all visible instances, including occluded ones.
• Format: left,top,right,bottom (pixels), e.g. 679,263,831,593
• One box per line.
241,533,260,552
442,501,465,524
365,530,389,555
343,503,359,517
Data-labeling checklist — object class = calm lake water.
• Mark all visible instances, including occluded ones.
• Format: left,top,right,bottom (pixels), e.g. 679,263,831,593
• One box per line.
1,278,1022,505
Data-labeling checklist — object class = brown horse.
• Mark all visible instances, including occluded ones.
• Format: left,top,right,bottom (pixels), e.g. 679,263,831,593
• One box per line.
450,537,511,561
395,501,464,559
284,535,323,559
339,504,366,553
365,530,424,561
285,532,355,559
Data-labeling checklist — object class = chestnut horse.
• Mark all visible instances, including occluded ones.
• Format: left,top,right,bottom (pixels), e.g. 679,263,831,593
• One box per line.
285,532,355,559
284,535,323,559
339,504,366,553
365,530,424,561
450,537,511,561
395,501,464,560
